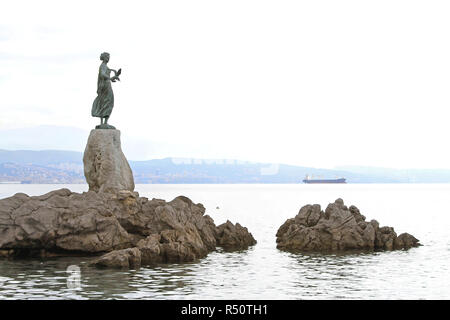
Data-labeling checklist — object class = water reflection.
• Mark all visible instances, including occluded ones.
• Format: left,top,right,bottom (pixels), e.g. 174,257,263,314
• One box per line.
1,184,450,299
0,246,444,299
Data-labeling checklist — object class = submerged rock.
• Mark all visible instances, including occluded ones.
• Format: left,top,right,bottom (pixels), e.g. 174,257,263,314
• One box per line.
276,198,420,252
91,247,142,269
0,188,256,268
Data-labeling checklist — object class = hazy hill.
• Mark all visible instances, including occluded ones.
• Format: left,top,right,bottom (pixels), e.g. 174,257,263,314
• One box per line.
0,125,200,161
0,149,362,183
0,162,84,184
130,158,362,183
0,126,89,152
336,166,450,183
2,149,450,183
0,149,83,166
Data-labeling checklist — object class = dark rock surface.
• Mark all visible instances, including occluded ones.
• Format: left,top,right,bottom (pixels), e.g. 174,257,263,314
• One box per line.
216,220,257,251
0,189,256,268
91,247,141,269
276,198,420,252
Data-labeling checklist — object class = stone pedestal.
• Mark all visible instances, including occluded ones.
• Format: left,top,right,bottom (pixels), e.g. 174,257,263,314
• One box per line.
83,129,135,193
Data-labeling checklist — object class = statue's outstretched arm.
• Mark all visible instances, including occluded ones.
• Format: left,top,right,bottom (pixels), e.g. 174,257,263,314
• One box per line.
111,68,121,82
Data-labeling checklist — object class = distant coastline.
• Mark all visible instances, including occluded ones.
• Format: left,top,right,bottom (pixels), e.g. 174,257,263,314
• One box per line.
3,149,450,184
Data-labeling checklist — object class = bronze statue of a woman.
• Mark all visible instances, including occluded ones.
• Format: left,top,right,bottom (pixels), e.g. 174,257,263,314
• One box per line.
92,52,121,129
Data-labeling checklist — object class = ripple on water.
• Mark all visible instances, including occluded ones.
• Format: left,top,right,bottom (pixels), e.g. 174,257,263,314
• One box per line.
1,184,450,299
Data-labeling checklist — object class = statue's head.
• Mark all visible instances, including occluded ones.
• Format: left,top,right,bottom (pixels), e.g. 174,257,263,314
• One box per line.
100,52,110,62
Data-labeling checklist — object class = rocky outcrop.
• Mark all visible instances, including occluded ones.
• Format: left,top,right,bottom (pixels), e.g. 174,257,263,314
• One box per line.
276,198,420,252
216,220,257,250
83,129,135,193
0,189,131,253
0,189,256,268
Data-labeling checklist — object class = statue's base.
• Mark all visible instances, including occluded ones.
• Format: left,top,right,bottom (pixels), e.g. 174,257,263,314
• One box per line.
95,124,116,130
83,129,134,193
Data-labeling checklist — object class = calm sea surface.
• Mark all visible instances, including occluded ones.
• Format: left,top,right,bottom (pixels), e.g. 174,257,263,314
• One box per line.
0,184,449,299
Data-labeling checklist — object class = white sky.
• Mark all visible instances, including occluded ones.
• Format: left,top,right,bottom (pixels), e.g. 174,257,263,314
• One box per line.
1,0,450,169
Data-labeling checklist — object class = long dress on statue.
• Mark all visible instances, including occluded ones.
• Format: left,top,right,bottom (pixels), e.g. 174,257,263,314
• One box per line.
92,63,114,118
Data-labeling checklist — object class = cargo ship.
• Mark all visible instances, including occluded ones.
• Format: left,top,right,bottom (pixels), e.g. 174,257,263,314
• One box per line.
302,175,346,184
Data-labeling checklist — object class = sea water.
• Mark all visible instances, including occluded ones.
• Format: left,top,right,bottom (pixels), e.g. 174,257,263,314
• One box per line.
0,184,449,299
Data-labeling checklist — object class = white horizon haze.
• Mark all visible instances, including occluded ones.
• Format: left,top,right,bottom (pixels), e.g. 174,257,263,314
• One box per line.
1,0,450,169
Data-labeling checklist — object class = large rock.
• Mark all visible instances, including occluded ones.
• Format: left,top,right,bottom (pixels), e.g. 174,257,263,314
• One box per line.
0,189,256,268
276,198,420,252
83,129,135,193
216,220,257,250
0,189,131,254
